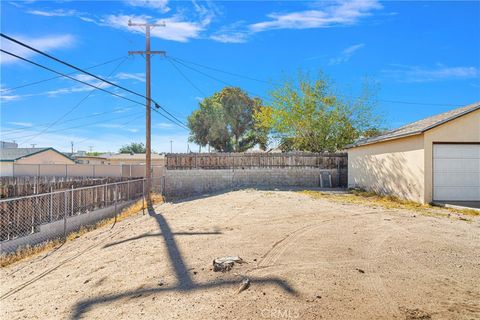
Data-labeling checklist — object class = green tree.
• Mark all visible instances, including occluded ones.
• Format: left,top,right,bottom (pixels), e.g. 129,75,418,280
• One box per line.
187,87,268,152
119,142,146,154
255,71,381,152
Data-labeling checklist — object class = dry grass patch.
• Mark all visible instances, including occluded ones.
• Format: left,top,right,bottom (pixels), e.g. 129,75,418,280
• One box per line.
299,189,479,218
0,194,163,268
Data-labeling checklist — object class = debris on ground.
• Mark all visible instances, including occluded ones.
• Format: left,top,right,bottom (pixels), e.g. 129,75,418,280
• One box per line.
356,268,365,273
237,278,250,294
402,308,431,320
213,256,245,272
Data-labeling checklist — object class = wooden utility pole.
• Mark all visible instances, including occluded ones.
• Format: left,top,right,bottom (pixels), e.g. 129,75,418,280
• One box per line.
128,20,165,204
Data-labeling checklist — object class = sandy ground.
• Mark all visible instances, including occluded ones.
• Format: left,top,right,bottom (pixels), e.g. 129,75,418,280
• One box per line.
1,189,480,320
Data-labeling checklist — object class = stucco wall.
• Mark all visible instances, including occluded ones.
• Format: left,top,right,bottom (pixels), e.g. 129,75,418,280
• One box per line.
348,135,425,203
0,162,14,177
423,109,480,203
16,149,74,165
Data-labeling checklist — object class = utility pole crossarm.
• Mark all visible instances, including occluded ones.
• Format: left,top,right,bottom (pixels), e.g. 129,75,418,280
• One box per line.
128,51,166,56
128,20,165,28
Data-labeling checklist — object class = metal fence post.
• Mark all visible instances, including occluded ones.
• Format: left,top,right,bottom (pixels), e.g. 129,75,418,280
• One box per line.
49,186,53,222
127,180,130,201
104,183,107,208
64,190,68,241
114,183,118,223
142,179,145,215
71,185,75,216
31,202,35,234
337,162,341,188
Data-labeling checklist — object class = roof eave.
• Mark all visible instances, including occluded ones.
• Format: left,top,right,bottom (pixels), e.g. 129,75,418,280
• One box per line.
346,130,423,149
347,104,480,149
419,104,480,133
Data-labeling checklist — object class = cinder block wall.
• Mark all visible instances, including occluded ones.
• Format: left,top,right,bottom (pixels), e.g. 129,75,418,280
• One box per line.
164,168,345,199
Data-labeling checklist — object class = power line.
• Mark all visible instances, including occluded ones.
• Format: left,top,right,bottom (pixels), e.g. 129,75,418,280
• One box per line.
151,107,189,130
20,57,129,145
169,55,273,85
60,114,145,150
169,55,465,107
9,112,143,141
2,56,126,93
1,49,188,134
167,58,207,96
3,32,191,126
168,56,270,102
1,106,136,134
1,33,152,103
1,49,146,106
0,33,189,129
2,34,188,131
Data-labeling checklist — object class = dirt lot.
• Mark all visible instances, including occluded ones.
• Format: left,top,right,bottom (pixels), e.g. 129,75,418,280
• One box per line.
1,189,480,320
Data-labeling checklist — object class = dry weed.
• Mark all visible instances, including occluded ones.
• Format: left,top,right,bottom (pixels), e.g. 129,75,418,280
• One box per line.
300,189,478,218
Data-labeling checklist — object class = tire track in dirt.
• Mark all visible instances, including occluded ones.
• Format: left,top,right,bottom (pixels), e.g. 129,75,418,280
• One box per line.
256,210,393,270
258,224,316,268
258,217,341,268
360,218,402,319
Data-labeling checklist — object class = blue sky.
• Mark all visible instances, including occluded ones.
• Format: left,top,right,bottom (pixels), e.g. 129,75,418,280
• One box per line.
1,0,479,153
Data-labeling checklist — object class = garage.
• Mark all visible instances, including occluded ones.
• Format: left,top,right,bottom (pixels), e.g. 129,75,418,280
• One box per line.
347,102,480,205
433,144,480,201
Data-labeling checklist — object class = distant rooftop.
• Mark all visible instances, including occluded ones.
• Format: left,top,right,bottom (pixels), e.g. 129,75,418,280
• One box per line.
348,101,480,148
102,153,165,160
0,141,18,149
0,147,71,162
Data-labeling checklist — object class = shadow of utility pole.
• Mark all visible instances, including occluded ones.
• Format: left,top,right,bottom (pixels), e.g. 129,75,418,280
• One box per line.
72,205,298,319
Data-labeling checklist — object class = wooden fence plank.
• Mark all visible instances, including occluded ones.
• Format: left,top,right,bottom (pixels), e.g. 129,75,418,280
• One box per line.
166,153,347,170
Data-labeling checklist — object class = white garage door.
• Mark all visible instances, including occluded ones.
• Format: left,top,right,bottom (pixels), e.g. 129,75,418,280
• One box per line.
433,144,480,201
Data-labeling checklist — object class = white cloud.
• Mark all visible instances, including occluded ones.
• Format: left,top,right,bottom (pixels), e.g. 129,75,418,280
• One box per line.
125,0,170,13
96,124,124,129
79,17,96,23
210,21,249,43
210,33,248,43
382,64,479,82
329,43,365,65
98,1,216,42
155,122,175,129
116,72,146,82
0,34,75,65
43,74,114,97
0,94,21,102
27,9,77,17
8,122,32,127
101,13,210,42
249,0,382,32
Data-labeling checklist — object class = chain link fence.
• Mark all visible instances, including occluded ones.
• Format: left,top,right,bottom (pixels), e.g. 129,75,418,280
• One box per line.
0,177,164,251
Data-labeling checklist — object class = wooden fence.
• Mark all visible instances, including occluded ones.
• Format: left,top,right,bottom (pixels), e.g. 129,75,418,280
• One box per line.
0,176,137,199
166,153,348,170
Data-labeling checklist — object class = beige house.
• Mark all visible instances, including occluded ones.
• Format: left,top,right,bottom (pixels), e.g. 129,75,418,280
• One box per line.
0,147,75,176
0,148,74,165
347,102,479,204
